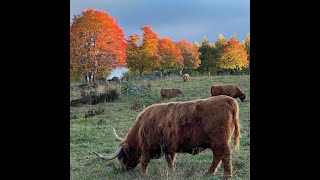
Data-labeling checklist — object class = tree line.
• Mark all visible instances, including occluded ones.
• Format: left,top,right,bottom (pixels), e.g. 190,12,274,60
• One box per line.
70,8,250,81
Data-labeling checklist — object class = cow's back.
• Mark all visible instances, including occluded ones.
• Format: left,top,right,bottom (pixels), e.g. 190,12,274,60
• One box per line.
136,96,237,153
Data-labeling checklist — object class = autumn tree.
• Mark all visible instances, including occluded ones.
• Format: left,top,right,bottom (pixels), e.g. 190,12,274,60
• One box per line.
241,33,250,74
176,40,201,74
215,34,228,50
197,36,217,76
70,8,127,80
126,33,143,75
194,41,200,50
217,35,249,72
157,37,183,74
214,34,227,61
242,33,250,60
126,26,160,76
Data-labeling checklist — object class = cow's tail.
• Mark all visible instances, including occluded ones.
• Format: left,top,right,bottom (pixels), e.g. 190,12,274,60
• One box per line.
229,98,240,150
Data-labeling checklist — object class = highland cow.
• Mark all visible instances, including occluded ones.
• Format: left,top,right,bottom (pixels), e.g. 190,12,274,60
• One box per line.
182,74,190,82
211,84,246,102
94,95,240,179
160,88,184,100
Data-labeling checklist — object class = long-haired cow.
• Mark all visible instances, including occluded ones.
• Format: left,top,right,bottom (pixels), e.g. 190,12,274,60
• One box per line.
94,95,240,179
160,88,184,100
211,84,246,102
182,74,190,82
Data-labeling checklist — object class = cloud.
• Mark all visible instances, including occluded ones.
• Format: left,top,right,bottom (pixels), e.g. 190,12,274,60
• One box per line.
70,0,249,42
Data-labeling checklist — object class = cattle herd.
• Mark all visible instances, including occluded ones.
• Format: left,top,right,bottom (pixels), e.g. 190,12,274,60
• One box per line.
94,74,247,179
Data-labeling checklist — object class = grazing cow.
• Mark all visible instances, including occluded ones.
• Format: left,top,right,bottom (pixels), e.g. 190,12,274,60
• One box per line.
211,84,246,102
160,88,184,100
94,95,240,179
182,74,190,82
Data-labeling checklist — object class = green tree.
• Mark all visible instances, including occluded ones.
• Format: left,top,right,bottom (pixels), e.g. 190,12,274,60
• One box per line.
197,36,217,76
126,33,144,76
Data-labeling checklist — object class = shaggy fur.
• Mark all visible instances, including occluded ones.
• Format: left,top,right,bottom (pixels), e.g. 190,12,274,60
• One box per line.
160,88,184,100
108,95,240,178
182,74,190,82
211,84,246,102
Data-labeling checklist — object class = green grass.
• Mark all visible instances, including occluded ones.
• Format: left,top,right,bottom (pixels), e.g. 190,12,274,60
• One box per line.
70,75,250,180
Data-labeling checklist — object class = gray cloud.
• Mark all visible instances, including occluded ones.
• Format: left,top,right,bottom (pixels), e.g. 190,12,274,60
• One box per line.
70,0,249,43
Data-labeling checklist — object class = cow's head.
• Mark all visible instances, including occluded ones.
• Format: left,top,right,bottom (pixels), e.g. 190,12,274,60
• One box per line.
239,93,246,102
176,89,185,97
117,143,140,171
93,128,140,171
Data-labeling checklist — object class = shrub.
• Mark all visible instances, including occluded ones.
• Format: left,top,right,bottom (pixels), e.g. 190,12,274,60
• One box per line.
122,70,139,79
70,89,120,107
84,107,105,119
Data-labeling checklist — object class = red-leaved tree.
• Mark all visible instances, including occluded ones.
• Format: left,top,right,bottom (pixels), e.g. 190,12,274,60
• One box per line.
70,8,127,80
176,40,201,74
158,37,183,74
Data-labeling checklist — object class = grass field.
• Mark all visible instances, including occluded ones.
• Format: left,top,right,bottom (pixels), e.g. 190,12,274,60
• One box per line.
70,75,250,180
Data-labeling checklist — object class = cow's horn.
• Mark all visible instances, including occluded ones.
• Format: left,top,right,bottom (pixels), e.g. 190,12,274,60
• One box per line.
113,128,125,141
93,146,123,161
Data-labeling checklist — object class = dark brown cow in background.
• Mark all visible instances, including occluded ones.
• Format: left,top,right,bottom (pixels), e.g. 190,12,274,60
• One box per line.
94,95,240,179
211,84,246,102
160,88,184,100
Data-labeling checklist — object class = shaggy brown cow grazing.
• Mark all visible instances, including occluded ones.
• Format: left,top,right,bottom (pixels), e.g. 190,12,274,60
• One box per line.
211,84,246,102
182,74,190,82
160,88,184,100
94,95,240,179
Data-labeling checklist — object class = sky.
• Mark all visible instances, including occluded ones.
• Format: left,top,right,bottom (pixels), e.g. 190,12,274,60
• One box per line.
70,0,250,44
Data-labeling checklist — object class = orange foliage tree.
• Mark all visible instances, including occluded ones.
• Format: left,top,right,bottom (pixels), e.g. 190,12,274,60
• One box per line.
158,37,183,74
216,35,249,71
70,8,127,79
126,26,161,76
176,40,201,73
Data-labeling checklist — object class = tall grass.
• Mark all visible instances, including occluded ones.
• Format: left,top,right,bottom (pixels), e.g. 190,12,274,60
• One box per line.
70,75,250,179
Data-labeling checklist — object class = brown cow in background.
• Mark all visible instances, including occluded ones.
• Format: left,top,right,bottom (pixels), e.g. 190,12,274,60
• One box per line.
160,88,184,100
211,84,246,102
94,95,240,179
182,74,190,82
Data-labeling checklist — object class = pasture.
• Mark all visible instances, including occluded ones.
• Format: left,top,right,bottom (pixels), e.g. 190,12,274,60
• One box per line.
70,75,250,180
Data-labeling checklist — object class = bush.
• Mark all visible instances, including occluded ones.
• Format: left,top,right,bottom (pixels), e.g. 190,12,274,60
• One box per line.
122,70,139,79
70,89,120,107
84,107,105,119
183,68,201,77
241,66,250,75
71,75,83,83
